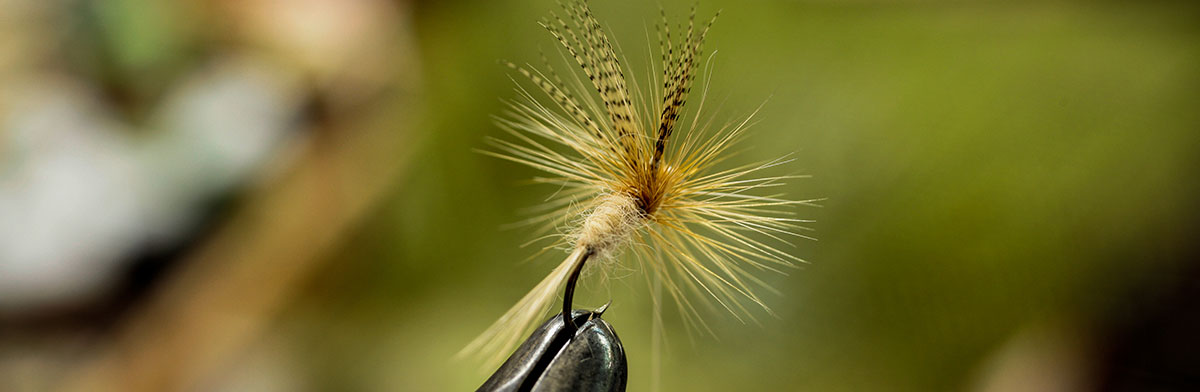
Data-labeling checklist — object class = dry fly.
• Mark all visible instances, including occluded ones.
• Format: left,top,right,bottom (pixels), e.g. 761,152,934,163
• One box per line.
463,1,815,367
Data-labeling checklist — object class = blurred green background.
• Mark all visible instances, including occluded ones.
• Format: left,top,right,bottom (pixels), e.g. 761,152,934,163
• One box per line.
373,1,1198,390
2,0,1198,391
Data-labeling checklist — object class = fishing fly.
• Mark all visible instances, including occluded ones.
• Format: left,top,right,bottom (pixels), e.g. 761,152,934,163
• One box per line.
463,0,814,367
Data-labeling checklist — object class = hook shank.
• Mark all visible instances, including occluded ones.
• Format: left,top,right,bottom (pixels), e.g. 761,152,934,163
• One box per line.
561,248,594,330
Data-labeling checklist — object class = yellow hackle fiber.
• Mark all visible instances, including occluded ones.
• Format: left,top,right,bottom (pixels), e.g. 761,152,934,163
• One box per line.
462,0,817,369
